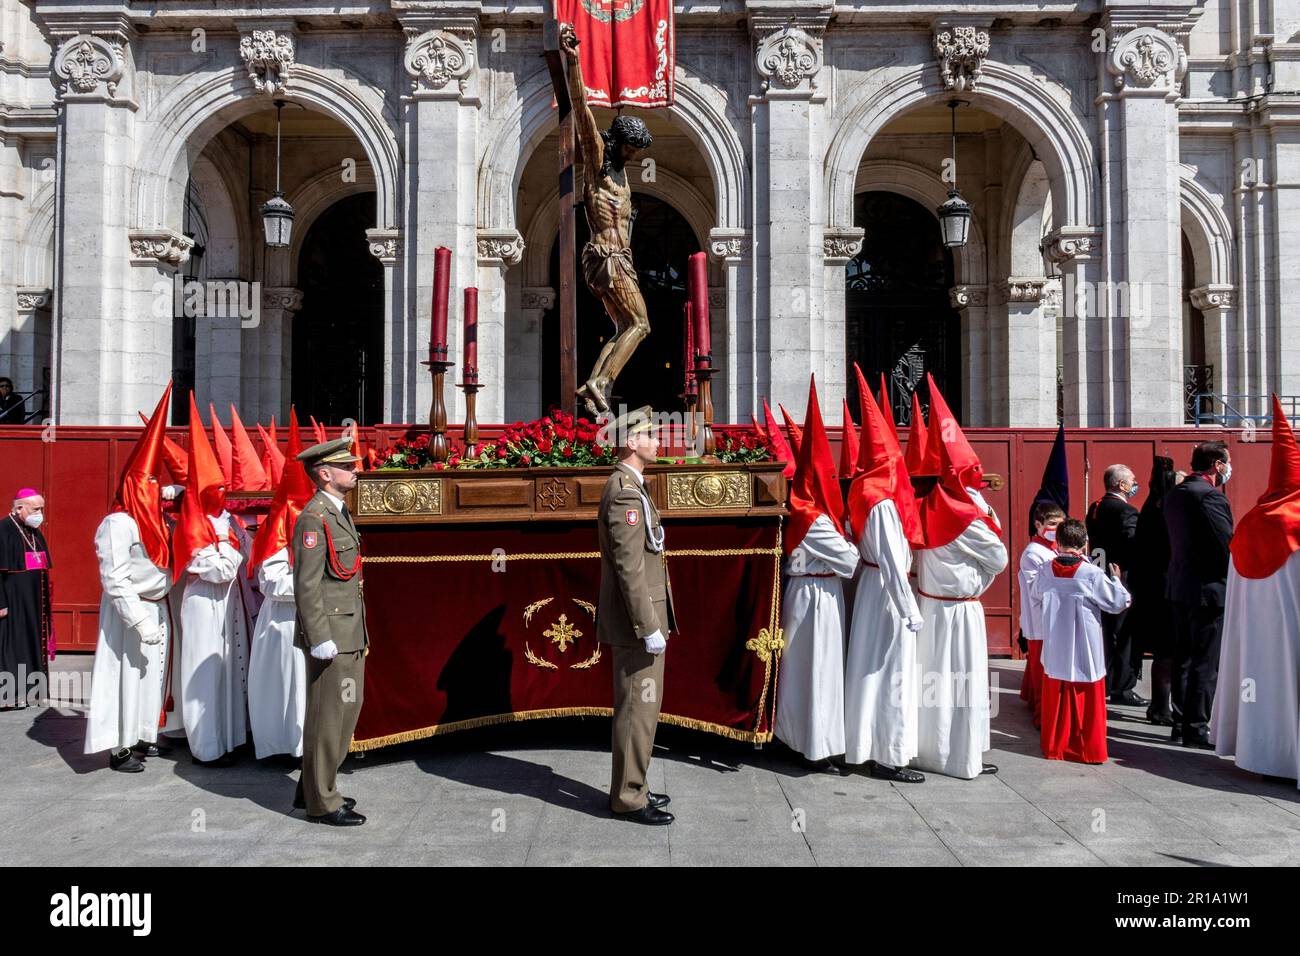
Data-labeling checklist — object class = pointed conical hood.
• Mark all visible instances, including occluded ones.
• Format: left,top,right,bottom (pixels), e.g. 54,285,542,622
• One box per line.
138,409,188,484
918,432,996,549
114,383,173,568
1231,395,1300,578
878,372,898,433
209,403,234,486
309,416,327,445
762,398,795,479
925,374,982,490
779,403,804,457
250,410,315,575
258,422,285,487
785,375,845,555
229,405,271,492
848,365,924,548
172,393,226,581
903,391,931,476
838,398,860,480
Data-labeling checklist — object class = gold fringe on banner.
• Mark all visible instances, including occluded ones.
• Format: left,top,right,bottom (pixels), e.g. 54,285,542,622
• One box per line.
349,707,774,752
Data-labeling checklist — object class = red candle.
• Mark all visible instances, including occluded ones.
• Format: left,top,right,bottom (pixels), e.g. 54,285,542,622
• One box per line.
682,301,697,396
463,286,478,374
431,246,451,354
687,251,710,368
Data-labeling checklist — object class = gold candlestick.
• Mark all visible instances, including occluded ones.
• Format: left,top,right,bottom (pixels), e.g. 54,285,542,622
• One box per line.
694,351,717,460
423,346,453,463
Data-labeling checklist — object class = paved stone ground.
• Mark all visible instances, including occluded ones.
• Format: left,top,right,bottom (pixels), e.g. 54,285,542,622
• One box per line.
3,657,1299,866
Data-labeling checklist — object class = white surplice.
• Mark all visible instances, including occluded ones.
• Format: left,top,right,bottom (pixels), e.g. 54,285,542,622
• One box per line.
1211,552,1300,786
178,516,249,761
1032,560,1130,683
247,547,306,758
912,516,1008,779
845,499,922,767
1017,541,1055,640
775,514,860,761
84,513,173,754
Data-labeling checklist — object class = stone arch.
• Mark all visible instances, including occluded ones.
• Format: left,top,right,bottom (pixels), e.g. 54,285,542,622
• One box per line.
187,142,250,279
520,167,715,287
826,62,1095,235
1006,153,1051,277
19,185,56,288
478,64,747,235
1178,165,1234,288
853,159,987,286
130,64,400,237
280,165,378,287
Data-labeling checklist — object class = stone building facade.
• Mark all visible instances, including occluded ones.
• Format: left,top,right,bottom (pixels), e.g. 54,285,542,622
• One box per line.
0,0,1296,428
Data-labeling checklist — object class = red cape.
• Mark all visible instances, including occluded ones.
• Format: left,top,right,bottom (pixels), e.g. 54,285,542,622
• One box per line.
1232,395,1300,578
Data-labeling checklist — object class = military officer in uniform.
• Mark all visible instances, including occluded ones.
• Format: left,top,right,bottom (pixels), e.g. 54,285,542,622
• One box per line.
292,438,368,826
597,406,677,825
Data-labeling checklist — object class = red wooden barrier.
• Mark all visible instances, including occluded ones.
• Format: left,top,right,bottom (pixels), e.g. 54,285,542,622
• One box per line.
0,422,1269,655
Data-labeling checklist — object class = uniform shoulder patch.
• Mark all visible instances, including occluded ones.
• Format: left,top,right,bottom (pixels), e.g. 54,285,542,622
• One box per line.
303,531,318,549
625,509,639,526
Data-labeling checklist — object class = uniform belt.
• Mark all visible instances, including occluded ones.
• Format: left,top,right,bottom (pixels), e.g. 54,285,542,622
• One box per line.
917,588,980,602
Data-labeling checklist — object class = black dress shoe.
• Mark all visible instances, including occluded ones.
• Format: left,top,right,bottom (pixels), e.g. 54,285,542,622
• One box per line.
647,792,671,809
133,741,172,758
307,807,366,827
1146,710,1174,727
1110,690,1148,706
1182,734,1215,750
981,763,999,775
868,762,925,783
191,753,237,767
1170,725,1183,740
616,805,674,826
109,749,145,773
293,789,356,812
800,756,850,776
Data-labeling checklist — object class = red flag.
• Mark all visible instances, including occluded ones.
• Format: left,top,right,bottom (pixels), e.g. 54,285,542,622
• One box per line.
556,0,675,108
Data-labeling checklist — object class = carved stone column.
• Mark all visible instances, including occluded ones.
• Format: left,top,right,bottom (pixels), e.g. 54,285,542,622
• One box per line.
822,227,864,425
514,286,555,421
13,288,52,407
950,284,989,425
256,287,303,420
1046,226,1104,426
708,227,752,422
475,229,524,423
1190,284,1235,408
996,277,1056,426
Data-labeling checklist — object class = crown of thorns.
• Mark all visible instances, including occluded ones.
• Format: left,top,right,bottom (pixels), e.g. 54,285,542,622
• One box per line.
605,115,652,149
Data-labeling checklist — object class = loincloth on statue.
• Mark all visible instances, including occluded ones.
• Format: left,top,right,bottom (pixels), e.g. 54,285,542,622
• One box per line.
581,242,637,299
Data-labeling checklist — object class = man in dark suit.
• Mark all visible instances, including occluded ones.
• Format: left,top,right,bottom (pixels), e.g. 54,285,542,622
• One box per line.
1086,463,1143,704
1163,440,1234,748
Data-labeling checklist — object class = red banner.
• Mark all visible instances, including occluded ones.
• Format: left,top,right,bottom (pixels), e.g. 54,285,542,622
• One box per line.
557,0,675,108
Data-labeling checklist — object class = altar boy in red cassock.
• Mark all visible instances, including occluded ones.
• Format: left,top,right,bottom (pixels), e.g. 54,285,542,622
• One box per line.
1018,502,1064,728
1031,519,1130,763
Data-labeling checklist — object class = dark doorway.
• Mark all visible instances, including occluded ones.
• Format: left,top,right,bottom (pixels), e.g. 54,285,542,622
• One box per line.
542,193,698,416
292,192,383,425
846,191,961,425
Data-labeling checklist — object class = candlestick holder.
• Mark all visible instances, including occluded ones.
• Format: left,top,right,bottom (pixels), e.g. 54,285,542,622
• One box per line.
460,368,481,450
422,346,453,463
681,391,699,453
693,350,717,459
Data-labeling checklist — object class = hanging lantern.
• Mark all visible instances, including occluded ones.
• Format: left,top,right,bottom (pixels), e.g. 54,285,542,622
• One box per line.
260,99,294,248
936,99,970,249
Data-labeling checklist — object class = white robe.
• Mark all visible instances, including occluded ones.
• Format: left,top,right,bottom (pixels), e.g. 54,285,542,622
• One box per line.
775,514,860,761
178,518,249,761
1017,541,1055,640
84,513,173,755
1211,552,1300,785
248,547,306,759
845,499,922,766
912,516,1008,779
1032,560,1131,683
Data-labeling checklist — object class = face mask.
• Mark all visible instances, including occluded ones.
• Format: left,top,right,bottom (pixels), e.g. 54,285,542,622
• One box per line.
1125,483,1139,499
23,513,44,529
1042,528,1057,542
1220,463,1231,484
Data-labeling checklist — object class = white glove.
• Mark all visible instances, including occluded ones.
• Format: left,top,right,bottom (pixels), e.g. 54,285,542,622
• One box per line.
161,484,184,501
643,630,667,655
208,512,231,535
906,615,924,632
310,640,339,660
131,619,164,646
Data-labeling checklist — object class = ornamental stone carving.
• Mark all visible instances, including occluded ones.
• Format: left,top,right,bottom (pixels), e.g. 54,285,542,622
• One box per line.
52,35,124,97
949,285,988,309
1042,228,1098,264
707,229,751,261
16,288,51,311
404,29,474,93
261,287,304,312
755,20,821,90
823,229,865,261
476,230,524,265
934,23,990,92
1108,28,1185,92
366,228,402,264
128,231,194,266
1002,277,1048,303
239,29,295,95
1190,284,1235,312
522,288,557,311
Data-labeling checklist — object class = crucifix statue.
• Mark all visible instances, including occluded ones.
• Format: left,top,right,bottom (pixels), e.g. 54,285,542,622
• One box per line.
558,23,654,417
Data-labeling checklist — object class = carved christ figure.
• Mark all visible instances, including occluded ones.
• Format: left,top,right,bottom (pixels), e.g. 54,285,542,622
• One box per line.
559,22,654,417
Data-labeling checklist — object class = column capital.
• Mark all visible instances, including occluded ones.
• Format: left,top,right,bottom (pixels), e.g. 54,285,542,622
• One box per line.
403,25,477,100
521,286,556,311
1105,26,1187,95
1000,277,1048,303
476,228,524,266
708,228,752,261
949,284,988,310
52,33,126,100
1042,226,1102,265
128,230,194,268
1190,283,1235,313
366,228,403,265
822,227,864,263
16,287,51,312
261,286,304,313
750,14,828,97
